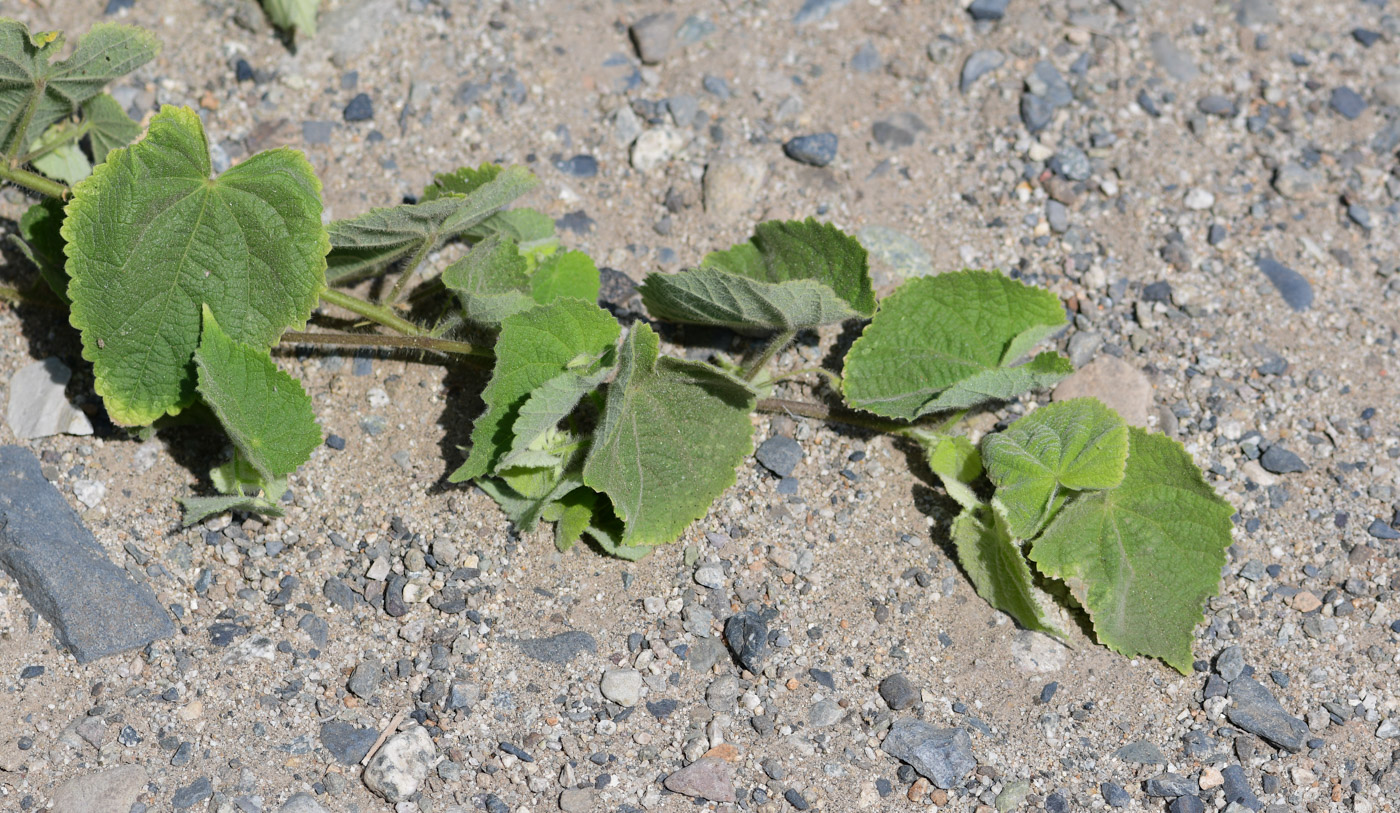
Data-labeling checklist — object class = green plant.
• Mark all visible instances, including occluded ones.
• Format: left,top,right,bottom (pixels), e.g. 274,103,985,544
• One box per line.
262,0,319,39
0,20,1236,674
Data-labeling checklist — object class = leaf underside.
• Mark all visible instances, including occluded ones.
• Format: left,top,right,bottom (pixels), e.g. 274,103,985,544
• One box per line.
951,504,1062,638
921,433,983,511
982,398,1129,539
261,0,319,36
842,270,1071,420
15,198,69,303
64,105,328,426
638,218,875,330
442,232,534,329
582,322,755,549
500,364,611,470
82,92,141,162
1029,427,1234,673
450,298,621,483
194,306,322,483
179,494,284,526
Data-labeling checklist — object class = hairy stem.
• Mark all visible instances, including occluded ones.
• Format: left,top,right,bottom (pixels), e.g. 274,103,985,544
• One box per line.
5,83,45,162
772,366,843,389
383,238,436,305
744,329,796,382
0,163,69,199
320,288,422,336
280,330,491,364
19,120,92,165
755,397,912,435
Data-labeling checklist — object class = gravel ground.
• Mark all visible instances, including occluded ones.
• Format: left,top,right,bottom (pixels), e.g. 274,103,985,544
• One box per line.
2,0,1400,812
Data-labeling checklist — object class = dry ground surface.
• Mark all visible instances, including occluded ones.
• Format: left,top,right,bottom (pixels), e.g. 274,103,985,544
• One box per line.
2,0,1400,811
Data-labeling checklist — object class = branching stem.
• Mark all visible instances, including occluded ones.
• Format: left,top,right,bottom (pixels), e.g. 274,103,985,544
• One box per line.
320,288,422,336
279,330,491,365
744,329,796,382
383,238,436,305
755,397,911,435
19,120,92,165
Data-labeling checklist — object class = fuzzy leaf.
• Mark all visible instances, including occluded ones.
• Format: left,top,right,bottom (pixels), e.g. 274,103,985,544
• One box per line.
531,250,600,305
582,322,755,549
209,452,287,500
194,307,321,482
464,208,559,266
179,494,283,525
478,470,582,533
450,298,620,483
952,504,1062,637
0,20,160,154
325,164,537,283
64,106,327,426
638,218,875,330
842,270,1070,419
499,364,611,470
82,92,140,162
442,232,533,329
29,123,91,183
14,198,68,303
261,0,318,36
982,399,1129,539
542,488,598,552
920,433,983,511
1029,428,1234,673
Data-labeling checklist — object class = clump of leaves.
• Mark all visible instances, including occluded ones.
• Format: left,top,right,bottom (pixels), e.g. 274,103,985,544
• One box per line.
6,20,1236,674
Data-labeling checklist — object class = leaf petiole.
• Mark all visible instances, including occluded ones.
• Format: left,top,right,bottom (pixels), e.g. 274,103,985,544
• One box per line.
319,287,423,336
771,366,843,389
743,328,796,382
279,329,491,364
0,163,69,199
18,119,92,165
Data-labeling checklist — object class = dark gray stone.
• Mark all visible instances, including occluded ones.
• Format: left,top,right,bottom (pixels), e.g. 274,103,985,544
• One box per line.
1215,645,1246,681
1260,446,1306,474
172,776,213,809
1101,781,1131,807
0,446,173,663
783,133,838,167
723,611,769,672
756,436,803,477
1367,519,1400,540
320,720,378,765
960,50,1005,93
879,673,919,710
1113,739,1166,765
629,13,677,64
792,0,851,24
1226,676,1308,752
1021,93,1055,132
1255,256,1313,311
968,0,1010,21
1144,772,1196,797
513,631,598,664
1049,146,1091,181
343,93,373,122
1198,94,1238,117
348,659,381,698
553,154,598,178
1169,796,1205,813
872,113,926,148
1220,765,1262,810
1329,87,1366,120
851,41,881,73
881,719,975,789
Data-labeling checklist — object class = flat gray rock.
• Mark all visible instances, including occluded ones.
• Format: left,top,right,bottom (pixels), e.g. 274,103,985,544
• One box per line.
881,718,976,789
1226,676,1308,752
50,765,146,813
1255,257,1313,312
5,358,93,440
0,445,173,663
512,630,597,664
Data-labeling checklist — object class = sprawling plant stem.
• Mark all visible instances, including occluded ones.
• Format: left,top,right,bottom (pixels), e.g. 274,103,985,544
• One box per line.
756,397,912,435
320,288,422,335
383,238,436,305
280,329,490,364
744,329,796,381
0,163,68,199
19,120,91,165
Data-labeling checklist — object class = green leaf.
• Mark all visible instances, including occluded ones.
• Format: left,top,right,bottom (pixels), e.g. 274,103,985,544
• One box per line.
64,105,328,426
951,504,1062,637
13,198,69,303
442,232,534,329
541,488,598,552
0,21,160,155
29,123,91,184
582,322,755,549
638,218,875,330
531,250,600,305
178,494,283,526
982,398,1129,539
82,92,140,162
1028,428,1234,673
499,363,612,470
422,163,503,200
194,306,321,482
325,164,537,283
478,469,582,533
464,208,559,267
450,298,621,483
261,0,319,36
918,432,983,511
209,452,287,500
842,270,1070,420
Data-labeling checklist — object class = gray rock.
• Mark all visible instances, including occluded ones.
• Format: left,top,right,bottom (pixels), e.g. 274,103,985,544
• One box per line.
1144,772,1197,797
559,789,596,813
1027,61,1072,107
702,158,767,214
1329,87,1366,120
445,682,480,711
1226,676,1308,752
1368,520,1400,540
629,13,676,64
1377,718,1400,738
1051,357,1152,427
879,673,920,710
809,699,843,727
172,776,213,809
1236,0,1277,26
1046,200,1069,234
1220,765,1262,810
1260,445,1306,474
1271,162,1321,199
1066,332,1101,367
851,41,881,73
960,50,1005,93
0,446,173,663
513,631,597,664
858,226,934,280
6,358,93,439
1255,257,1313,311
688,635,726,672
348,659,381,698
1021,93,1055,132
1113,739,1166,765
51,765,146,813
663,756,735,802
793,0,850,24
881,719,976,789
1198,94,1238,117
320,720,378,765
723,611,769,672
755,435,803,477
1101,781,1132,808
278,793,329,813
871,112,927,148
1215,645,1246,682
302,121,333,145
1150,33,1199,82
362,726,436,802
600,669,643,706
783,133,838,167
1049,146,1091,181
968,0,1010,21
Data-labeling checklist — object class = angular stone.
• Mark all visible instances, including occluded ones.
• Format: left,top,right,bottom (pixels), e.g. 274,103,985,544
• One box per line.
320,720,378,765
881,719,976,789
1114,739,1166,765
755,435,803,477
879,673,920,710
0,446,173,663
279,793,329,813
172,776,213,809
628,13,677,64
1271,163,1320,199
663,756,735,802
960,49,1005,93
6,358,93,439
1144,772,1197,797
51,765,146,813
362,726,436,802
513,631,597,664
723,611,768,673
1051,356,1152,427
1226,676,1308,752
